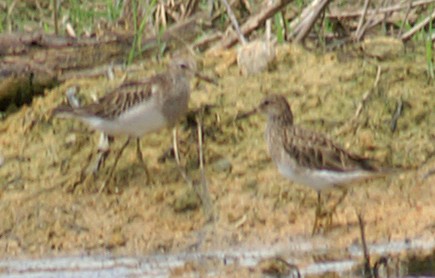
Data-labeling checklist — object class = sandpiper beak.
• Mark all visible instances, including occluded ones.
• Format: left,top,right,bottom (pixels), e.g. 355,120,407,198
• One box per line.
194,71,218,85
235,107,259,120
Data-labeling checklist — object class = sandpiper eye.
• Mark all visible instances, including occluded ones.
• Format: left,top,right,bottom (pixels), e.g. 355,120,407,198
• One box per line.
263,100,270,105
180,63,188,69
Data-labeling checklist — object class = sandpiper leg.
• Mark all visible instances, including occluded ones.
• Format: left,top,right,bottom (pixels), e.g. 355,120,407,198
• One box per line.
68,135,110,192
135,138,152,184
78,134,112,179
312,188,348,234
326,188,348,226
89,134,112,175
99,137,131,193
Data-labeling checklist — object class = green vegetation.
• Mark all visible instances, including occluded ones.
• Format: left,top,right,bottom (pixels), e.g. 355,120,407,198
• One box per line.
274,13,285,43
425,24,434,80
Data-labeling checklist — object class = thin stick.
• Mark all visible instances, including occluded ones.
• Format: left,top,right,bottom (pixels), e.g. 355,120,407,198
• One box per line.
328,0,435,19
172,128,193,185
354,65,381,119
355,0,371,41
289,0,322,31
219,0,247,45
210,0,291,50
265,0,272,42
401,9,435,41
357,212,372,277
136,138,151,184
196,115,214,222
335,65,381,136
398,0,413,37
357,0,390,41
53,0,59,35
390,98,403,132
207,0,214,16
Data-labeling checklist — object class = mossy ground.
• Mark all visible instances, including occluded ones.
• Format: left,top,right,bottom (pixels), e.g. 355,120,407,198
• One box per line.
0,43,434,276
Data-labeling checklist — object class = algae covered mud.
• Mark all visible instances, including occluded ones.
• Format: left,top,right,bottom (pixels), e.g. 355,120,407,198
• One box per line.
0,42,434,277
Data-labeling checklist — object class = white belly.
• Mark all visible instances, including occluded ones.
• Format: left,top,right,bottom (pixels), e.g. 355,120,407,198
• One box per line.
83,100,167,138
277,163,372,191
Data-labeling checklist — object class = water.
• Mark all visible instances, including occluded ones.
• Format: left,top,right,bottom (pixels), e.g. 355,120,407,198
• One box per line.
0,238,434,277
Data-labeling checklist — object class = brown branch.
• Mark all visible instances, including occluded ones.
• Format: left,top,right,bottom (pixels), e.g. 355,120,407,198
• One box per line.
357,213,372,276
328,0,435,18
401,9,435,41
289,0,322,34
293,0,332,43
210,0,292,50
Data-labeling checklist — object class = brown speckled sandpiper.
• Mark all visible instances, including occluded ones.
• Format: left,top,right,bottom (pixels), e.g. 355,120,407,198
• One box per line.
253,94,389,233
53,56,198,187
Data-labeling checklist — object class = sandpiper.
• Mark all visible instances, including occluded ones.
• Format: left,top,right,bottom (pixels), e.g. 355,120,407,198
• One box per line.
53,55,198,187
250,94,389,233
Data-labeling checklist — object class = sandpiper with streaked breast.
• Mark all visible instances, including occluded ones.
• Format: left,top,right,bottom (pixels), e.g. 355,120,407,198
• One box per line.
53,55,199,189
246,94,391,234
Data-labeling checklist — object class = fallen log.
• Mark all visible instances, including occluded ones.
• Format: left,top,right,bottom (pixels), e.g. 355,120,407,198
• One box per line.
0,15,204,111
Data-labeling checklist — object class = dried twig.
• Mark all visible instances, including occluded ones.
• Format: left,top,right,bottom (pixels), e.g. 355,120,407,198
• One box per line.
195,115,214,222
354,0,391,41
335,65,381,136
53,0,59,35
294,0,332,43
210,0,291,50
289,0,322,31
219,0,247,45
192,32,222,49
328,0,435,19
172,128,193,186
354,0,371,41
390,98,403,132
357,213,372,277
401,9,435,41
398,0,413,37
354,65,381,119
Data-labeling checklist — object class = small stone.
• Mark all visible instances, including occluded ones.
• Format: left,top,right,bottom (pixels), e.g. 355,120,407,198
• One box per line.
172,188,200,212
243,179,258,192
107,232,126,249
237,40,276,76
359,130,375,149
361,36,404,60
212,158,232,173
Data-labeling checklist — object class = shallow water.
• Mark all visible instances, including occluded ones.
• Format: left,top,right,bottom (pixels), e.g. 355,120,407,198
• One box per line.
1,238,434,277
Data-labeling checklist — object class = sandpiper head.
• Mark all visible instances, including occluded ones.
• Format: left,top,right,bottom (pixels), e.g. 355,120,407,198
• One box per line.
258,94,293,122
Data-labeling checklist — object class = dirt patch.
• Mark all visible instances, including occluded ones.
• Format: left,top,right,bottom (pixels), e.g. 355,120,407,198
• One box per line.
0,43,434,274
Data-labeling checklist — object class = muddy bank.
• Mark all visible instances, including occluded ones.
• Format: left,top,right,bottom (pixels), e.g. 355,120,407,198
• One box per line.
0,43,434,275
